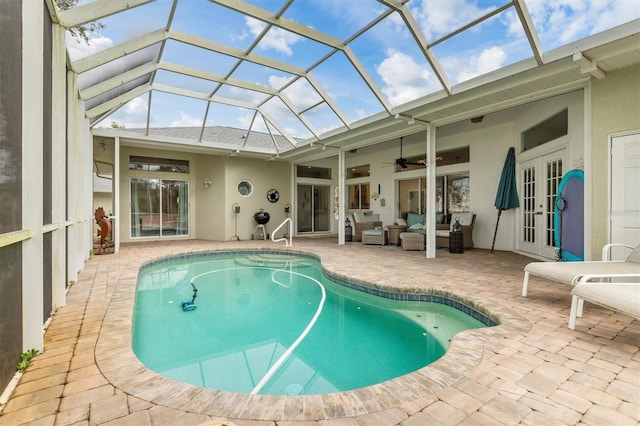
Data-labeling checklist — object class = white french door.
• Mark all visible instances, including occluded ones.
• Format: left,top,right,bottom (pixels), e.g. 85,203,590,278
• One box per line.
519,149,567,259
610,132,640,260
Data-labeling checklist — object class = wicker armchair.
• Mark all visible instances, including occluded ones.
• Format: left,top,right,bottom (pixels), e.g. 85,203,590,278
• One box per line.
435,212,475,249
350,212,383,242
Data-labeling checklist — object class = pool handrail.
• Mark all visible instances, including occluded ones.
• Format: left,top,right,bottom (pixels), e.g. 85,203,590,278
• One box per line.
272,218,292,246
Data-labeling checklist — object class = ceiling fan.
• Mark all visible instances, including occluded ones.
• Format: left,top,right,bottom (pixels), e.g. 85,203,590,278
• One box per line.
385,137,426,168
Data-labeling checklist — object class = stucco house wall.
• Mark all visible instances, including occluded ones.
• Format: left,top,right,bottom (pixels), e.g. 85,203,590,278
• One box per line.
590,63,640,254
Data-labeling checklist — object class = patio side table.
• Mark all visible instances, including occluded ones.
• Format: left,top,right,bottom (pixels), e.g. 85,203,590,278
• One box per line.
387,225,407,246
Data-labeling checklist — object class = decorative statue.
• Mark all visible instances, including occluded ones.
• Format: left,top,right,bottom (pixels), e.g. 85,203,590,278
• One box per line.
94,207,112,254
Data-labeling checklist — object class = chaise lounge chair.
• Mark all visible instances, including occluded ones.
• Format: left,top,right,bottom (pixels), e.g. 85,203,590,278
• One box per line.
568,275,640,330
522,243,640,297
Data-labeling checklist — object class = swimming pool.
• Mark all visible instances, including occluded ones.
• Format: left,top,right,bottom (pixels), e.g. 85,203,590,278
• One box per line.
132,251,493,395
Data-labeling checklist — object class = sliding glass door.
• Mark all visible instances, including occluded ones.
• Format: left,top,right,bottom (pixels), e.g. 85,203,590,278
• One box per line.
297,184,330,233
398,178,426,217
131,178,189,238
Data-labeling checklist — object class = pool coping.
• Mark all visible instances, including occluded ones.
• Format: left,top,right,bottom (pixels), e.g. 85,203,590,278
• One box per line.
95,247,531,421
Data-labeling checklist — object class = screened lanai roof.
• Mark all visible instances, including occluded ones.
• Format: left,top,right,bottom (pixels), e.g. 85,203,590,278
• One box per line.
51,0,640,160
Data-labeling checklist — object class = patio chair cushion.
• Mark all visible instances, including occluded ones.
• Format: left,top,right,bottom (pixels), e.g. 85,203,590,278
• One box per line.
569,282,640,329
363,229,384,236
406,213,426,234
449,211,474,230
522,243,640,298
353,211,380,223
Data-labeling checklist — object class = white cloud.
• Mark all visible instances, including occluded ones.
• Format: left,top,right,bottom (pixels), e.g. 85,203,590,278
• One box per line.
125,97,147,117
170,111,202,127
268,75,294,90
524,0,640,47
282,79,323,111
66,33,113,61
376,49,439,106
411,0,496,41
456,47,508,82
246,17,302,56
94,97,148,129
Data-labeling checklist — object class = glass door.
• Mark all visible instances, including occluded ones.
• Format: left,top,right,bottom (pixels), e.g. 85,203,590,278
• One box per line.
519,150,565,259
297,184,330,233
398,178,426,218
131,178,189,238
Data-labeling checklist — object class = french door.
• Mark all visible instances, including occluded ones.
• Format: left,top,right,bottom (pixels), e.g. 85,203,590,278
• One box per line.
519,149,566,259
296,184,330,233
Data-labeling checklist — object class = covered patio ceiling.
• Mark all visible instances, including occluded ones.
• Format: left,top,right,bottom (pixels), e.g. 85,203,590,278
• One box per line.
50,0,640,161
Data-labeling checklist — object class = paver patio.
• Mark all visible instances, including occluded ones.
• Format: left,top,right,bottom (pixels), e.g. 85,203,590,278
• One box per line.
1,238,638,425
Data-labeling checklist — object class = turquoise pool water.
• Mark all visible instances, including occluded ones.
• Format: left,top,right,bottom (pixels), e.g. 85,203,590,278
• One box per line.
132,252,489,395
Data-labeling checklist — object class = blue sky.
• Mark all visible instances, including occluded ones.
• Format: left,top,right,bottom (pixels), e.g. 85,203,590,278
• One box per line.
67,0,639,140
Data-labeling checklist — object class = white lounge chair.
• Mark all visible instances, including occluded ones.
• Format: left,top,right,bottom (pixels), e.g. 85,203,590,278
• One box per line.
522,243,640,297
569,275,640,329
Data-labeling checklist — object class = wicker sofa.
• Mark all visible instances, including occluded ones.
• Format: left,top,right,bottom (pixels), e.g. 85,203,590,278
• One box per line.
349,211,382,242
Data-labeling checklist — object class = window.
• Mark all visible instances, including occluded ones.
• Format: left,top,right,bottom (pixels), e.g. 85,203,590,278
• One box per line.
237,180,253,197
522,109,568,152
348,183,370,210
436,173,470,214
296,165,331,179
129,156,189,173
130,178,189,237
438,146,469,166
347,164,370,178
395,146,469,172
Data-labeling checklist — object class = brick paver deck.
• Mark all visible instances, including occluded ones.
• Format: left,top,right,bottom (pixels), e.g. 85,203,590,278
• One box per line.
1,238,638,425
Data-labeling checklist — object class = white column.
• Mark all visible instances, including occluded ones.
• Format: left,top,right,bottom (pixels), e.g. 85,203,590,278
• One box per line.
425,125,437,258
22,0,44,351
583,83,593,260
338,149,346,245
82,116,92,260
114,136,121,252
51,23,68,309
66,70,79,284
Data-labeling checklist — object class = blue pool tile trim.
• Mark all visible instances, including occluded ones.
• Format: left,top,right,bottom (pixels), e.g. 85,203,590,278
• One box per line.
139,249,497,327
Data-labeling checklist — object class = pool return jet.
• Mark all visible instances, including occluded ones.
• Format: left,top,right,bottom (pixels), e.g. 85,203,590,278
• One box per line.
181,282,198,311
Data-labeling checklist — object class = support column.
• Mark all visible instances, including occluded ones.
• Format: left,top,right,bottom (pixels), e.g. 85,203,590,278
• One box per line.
51,23,67,309
338,149,346,245
22,0,44,351
425,125,437,259
114,136,121,252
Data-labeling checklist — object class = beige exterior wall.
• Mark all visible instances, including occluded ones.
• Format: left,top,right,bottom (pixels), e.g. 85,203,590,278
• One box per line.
118,146,291,243
223,157,291,241
590,63,640,253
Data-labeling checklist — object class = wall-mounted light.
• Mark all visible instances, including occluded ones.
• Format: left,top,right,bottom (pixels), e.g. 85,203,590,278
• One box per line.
203,178,212,188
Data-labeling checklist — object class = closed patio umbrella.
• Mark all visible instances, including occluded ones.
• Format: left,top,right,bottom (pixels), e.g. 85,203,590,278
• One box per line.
491,147,519,252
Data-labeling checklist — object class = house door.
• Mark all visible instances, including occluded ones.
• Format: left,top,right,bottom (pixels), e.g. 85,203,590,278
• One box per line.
610,132,640,260
297,184,330,233
519,149,567,259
